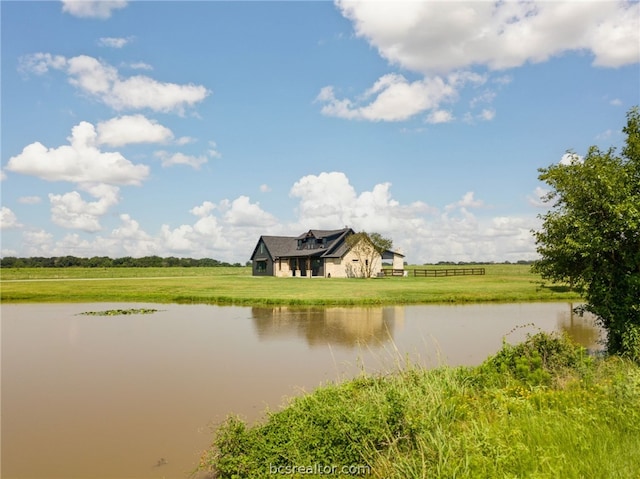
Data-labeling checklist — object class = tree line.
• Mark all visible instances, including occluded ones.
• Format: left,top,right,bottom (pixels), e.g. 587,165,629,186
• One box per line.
0,256,245,268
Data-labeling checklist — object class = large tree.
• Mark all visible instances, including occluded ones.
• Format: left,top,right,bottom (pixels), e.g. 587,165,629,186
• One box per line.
345,231,393,278
532,107,640,359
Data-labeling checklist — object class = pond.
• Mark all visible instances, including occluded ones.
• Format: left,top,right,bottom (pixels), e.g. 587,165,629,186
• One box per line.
1,302,602,479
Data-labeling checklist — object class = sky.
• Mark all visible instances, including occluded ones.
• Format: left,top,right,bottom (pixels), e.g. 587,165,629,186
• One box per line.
1,0,639,264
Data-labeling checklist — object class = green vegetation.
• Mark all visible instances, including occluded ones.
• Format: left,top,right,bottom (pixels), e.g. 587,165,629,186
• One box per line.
345,231,394,278
0,255,244,268
0,264,581,305
197,333,640,478
533,107,640,359
78,308,160,316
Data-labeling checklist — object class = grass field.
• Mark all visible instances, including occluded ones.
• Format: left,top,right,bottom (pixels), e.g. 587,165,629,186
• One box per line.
0,264,582,305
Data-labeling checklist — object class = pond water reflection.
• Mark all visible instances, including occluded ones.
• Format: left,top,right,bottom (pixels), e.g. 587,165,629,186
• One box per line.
1,302,602,479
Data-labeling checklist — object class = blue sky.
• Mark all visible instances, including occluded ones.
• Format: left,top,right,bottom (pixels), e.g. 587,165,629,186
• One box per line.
1,0,639,264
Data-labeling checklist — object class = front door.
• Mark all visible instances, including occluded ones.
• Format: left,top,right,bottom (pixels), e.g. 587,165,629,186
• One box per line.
311,258,323,277
298,258,307,277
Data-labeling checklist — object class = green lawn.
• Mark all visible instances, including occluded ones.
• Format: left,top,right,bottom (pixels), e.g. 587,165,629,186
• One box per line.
0,264,581,305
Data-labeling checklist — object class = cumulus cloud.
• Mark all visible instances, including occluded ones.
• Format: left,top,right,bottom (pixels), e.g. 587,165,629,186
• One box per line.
129,62,153,71
336,0,640,73
319,0,639,123
61,0,128,19
289,172,435,233
426,109,454,124
0,207,23,230
4,167,540,262
317,74,457,122
7,121,149,233
222,196,278,227
190,201,216,218
49,185,120,232
155,151,208,169
288,171,537,263
19,53,210,113
98,37,131,48
560,152,584,165
96,115,174,147
445,191,485,212
7,121,149,186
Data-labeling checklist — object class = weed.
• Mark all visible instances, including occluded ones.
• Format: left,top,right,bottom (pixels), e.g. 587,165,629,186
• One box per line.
197,332,640,479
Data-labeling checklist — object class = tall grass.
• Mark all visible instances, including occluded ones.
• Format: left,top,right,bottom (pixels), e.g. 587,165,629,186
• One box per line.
197,333,640,478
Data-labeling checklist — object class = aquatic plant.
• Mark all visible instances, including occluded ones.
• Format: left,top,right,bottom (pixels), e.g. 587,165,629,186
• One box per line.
79,308,160,316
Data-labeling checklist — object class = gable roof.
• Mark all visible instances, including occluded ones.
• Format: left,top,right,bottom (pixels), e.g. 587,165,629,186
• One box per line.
250,228,354,260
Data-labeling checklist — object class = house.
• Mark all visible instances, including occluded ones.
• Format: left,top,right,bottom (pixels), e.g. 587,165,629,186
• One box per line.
250,228,404,278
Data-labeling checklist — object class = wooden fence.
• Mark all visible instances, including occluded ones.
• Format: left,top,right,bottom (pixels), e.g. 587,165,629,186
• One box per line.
382,267,485,277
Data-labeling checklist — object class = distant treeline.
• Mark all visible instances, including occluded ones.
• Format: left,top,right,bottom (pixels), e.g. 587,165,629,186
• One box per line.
0,256,246,268
427,260,535,266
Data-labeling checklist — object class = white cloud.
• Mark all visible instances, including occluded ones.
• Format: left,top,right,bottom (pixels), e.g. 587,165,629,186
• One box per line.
596,129,614,141
111,214,150,240
223,196,278,227
128,62,153,71
322,0,639,123
208,141,222,159
336,0,640,73
97,115,174,147
560,152,584,165
318,74,457,122
610,98,623,106
190,201,216,218
22,229,54,256
426,109,453,124
479,109,496,121
7,121,149,186
445,191,485,212
260,184,272,193
0,207,23,230
155,151,208,169
61,0,128,19
528,186,550,208
18,196,42,204
98,37,131,48
48,185,120,232
20,53,210,114
289,171,537,263
5,170,543,263
289,172,435,234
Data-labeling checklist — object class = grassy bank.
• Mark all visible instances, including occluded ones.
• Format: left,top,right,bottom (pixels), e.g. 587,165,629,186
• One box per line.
198,333,640,478
0,264,581,305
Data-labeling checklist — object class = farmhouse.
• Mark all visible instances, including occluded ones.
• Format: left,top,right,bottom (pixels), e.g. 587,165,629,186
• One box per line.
250,228,404,278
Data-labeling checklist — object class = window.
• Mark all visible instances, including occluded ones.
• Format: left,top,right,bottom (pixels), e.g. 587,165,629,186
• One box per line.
256,261,267,272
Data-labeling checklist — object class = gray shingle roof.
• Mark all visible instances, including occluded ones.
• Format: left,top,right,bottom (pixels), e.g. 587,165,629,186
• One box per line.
251,228,354,260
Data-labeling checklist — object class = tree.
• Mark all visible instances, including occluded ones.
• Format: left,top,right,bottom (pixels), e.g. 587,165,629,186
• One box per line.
532,107,640,359
345,231,393,278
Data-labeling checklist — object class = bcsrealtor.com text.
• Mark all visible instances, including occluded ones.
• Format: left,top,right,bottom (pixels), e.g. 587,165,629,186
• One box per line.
269,463,371,476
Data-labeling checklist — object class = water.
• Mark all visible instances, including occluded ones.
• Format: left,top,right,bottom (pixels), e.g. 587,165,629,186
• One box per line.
1,302,601,479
